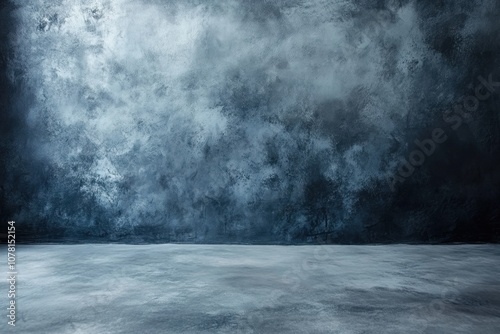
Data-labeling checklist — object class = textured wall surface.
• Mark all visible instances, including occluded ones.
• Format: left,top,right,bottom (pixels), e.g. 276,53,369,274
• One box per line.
1,0,499,243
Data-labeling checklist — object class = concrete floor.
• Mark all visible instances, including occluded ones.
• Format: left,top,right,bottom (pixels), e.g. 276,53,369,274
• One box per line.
2,244,500,333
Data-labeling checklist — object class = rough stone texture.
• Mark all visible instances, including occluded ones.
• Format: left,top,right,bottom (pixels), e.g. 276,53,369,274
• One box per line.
1,0,500,243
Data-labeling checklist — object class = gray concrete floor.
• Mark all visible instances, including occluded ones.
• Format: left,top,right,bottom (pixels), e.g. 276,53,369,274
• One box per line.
2,244,500,333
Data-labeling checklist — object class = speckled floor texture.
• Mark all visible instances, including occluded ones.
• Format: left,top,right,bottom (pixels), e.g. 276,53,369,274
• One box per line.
2,244,500,333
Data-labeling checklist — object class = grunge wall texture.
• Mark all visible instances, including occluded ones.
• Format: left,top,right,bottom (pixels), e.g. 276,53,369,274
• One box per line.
1,0,499,243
